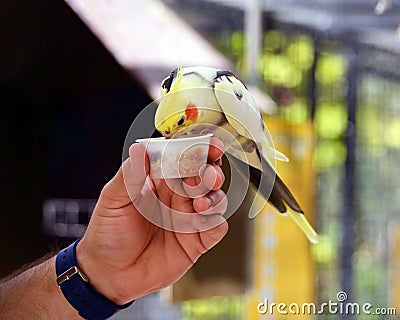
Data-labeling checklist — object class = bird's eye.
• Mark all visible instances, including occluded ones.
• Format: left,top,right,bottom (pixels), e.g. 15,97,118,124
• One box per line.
177,116,185,126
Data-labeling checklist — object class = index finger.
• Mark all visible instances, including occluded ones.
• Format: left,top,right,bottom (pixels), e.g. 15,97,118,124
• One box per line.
208,137,224,162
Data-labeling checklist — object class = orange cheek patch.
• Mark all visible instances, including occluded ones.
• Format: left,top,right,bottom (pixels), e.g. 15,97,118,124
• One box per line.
185,103,199,120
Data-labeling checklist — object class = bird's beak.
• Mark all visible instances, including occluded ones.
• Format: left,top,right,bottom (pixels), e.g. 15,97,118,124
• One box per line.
159,126,174,138
163,131,173,138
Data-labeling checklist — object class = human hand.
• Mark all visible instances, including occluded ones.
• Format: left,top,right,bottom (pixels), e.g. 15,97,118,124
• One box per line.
76,138,228,305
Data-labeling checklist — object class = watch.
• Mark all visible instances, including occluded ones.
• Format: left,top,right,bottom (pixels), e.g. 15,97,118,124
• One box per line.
56,239,134,320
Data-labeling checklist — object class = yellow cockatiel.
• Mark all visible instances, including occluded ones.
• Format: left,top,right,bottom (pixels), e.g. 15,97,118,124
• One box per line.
154,66,318,244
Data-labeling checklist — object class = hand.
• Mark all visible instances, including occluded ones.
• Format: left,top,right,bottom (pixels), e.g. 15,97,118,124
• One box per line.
76,138,228,304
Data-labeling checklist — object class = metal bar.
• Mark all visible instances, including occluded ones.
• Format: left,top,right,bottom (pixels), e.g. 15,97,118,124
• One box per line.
309,34,318,120
340,49,358,320
245,0,262,84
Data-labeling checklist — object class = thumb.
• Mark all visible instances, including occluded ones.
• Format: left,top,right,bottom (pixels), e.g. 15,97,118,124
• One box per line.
99,143,149,207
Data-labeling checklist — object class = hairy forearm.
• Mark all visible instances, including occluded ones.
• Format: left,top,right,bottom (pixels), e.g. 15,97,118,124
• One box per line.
0,256,81,320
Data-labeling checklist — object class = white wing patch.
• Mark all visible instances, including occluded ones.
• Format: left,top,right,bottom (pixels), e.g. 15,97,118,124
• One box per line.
214,73,289,163
214,75,263,142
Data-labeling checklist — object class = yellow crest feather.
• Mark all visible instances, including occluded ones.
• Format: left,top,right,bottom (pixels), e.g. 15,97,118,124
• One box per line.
170,66,183,93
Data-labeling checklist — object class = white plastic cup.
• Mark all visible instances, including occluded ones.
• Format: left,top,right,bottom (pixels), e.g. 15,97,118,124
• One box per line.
136,133,213,179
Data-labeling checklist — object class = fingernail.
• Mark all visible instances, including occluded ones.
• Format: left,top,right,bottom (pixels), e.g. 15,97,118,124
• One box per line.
205,197,213,208
213,158,222,166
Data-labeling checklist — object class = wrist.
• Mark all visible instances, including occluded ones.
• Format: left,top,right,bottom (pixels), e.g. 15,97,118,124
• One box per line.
75,238,129,305
56,239,134,319
46,256,82,318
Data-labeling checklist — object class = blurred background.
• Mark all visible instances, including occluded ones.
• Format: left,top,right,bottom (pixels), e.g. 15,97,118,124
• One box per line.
1,0,400,319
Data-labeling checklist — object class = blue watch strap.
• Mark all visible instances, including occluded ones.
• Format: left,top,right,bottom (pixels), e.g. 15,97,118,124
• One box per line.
56,239,134,320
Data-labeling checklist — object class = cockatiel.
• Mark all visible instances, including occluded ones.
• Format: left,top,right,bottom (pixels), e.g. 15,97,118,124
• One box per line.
154,66,318,244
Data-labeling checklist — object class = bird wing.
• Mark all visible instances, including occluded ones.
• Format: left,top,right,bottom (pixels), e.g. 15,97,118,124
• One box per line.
213,71,318,243
213,71,267,172
213,71,289,163
213,72,279,215
213,71,263,143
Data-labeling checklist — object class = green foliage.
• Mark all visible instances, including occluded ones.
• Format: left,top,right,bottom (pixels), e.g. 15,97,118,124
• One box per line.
181,296,243,320
316,53,348,85
314,103,348,139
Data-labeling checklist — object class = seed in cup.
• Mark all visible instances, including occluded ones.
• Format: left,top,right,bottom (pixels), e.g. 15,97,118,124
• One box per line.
136,133,213,179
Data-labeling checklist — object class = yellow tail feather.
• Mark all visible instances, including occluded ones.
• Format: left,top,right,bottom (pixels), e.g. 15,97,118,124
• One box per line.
287,210,319,244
